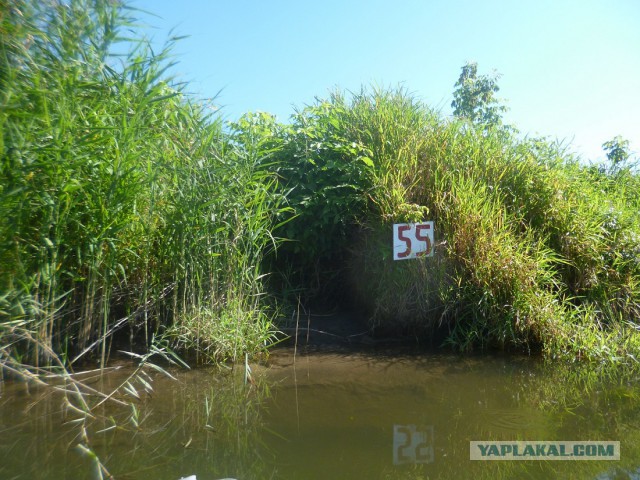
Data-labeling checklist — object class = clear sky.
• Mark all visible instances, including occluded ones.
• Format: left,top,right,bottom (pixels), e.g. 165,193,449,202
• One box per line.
130,0,639,163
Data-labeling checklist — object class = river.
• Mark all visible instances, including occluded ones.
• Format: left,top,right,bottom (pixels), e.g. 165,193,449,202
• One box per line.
1,345,639,479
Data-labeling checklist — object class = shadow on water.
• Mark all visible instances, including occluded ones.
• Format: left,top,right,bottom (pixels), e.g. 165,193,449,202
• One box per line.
2,345,640,479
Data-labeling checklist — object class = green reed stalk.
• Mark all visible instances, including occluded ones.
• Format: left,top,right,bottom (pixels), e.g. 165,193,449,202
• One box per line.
1,0,285,369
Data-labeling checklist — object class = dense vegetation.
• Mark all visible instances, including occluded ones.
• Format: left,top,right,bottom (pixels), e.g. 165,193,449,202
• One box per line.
0,0,285,368
271,87,640,363
1,0,639,372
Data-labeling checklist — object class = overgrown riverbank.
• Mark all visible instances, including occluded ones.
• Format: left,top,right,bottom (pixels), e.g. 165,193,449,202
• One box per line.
2,0,640,372
268,88,640,364
0,0,284,369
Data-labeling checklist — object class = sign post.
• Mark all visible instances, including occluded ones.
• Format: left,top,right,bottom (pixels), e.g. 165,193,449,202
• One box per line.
393,222,434,260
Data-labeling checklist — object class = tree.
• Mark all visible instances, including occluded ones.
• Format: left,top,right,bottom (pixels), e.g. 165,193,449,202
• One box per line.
451,61,507,129
602,136,631,173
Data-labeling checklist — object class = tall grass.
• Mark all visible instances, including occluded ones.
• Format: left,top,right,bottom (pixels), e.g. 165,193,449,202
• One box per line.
268,86,640,364
0,0,284,367
2,1,638,368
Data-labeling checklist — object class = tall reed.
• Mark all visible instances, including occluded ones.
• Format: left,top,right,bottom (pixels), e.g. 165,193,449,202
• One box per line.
0,0,284,367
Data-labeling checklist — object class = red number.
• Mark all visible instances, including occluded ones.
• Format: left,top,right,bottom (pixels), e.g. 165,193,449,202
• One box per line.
415,224,432,257
397,225,411,258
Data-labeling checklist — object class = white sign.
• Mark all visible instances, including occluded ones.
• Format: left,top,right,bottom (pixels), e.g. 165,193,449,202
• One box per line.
393,222,434,260
393,424,434,465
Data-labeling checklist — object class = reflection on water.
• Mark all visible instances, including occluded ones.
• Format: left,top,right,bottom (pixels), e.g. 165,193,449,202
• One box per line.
393,424,434,465
1,347,640,479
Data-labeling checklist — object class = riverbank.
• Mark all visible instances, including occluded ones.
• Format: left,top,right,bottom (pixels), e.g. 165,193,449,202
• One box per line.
265,87,640,366
1,0,639,374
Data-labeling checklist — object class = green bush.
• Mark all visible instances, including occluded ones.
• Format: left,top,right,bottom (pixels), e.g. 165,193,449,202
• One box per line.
267,86,640,363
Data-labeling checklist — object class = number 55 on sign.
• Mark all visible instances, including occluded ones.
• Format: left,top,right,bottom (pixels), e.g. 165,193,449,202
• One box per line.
393,222,434,260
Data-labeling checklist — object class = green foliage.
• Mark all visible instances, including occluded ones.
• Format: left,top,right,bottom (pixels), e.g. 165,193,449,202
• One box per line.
1,1,638,369
265,92,377,298
263,84,640,363
602,135,634,174
0,0,284,366
451,61,508,130
269,87,440,301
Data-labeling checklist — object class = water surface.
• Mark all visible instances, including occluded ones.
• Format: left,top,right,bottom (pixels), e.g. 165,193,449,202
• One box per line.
1,347,640,479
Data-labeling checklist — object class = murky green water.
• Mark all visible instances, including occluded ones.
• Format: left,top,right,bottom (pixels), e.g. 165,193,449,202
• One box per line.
2,347,640,479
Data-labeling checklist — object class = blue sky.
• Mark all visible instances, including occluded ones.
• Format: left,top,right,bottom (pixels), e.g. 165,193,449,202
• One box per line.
131,0,639,163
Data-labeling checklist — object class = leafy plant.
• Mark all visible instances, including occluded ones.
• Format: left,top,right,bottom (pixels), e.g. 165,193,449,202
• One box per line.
262,84,640,363
451,61,508,129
